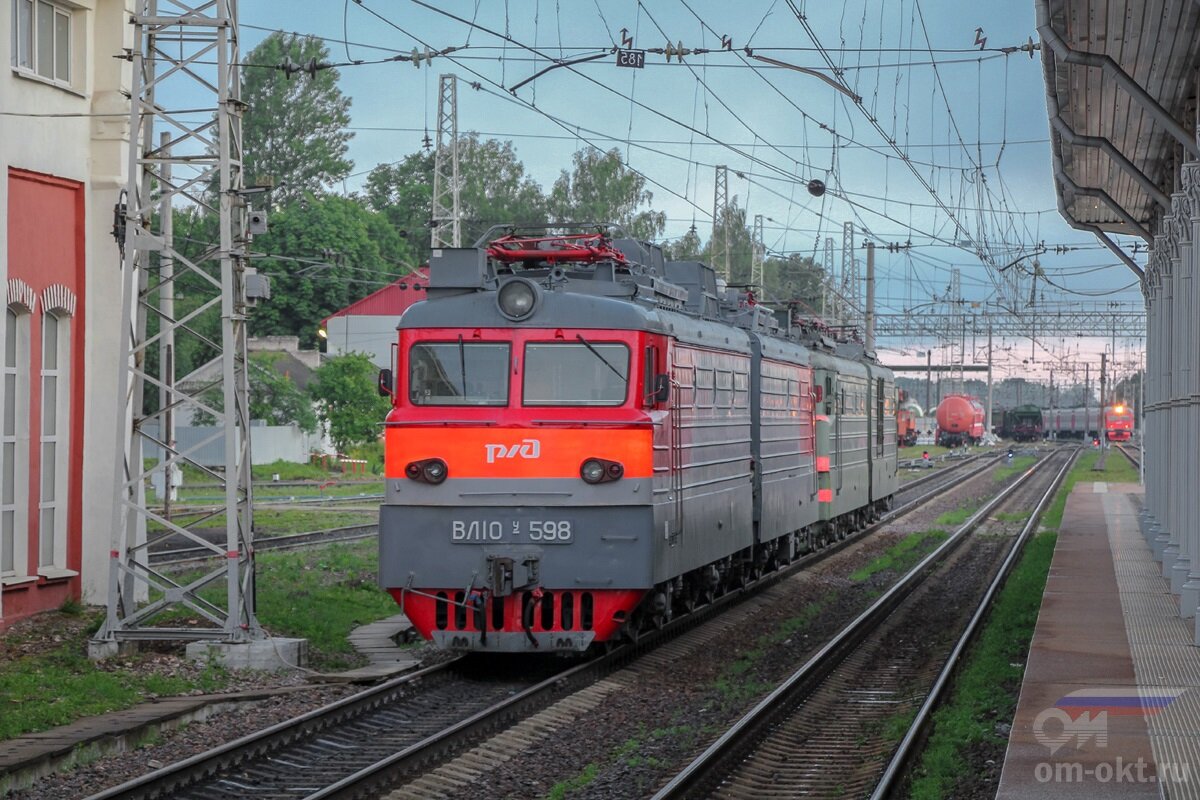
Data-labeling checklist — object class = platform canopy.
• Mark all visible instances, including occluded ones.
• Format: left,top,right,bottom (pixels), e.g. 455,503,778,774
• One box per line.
1037,0,1200,276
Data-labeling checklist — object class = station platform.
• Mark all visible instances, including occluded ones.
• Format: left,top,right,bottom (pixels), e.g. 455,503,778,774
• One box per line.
998,482,1200,798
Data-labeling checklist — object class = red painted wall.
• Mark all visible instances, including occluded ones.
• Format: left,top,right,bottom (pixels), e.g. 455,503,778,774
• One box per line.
3,168,86,625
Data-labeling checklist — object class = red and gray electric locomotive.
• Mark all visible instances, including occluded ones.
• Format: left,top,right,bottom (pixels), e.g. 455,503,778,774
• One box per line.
377,228,897,652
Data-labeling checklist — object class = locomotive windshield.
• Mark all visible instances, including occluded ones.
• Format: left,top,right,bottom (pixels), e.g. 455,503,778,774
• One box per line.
523,341,629,406
409,342,510,406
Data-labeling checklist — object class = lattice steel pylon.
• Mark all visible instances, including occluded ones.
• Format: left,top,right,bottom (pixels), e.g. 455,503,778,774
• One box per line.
822,236,836,319
752,214,765,291
713,165,730,281
841,221,858,325
91,0,262,654
431,74,461,248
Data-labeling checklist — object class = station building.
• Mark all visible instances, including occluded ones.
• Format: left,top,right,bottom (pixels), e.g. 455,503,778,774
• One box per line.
1,1,130,626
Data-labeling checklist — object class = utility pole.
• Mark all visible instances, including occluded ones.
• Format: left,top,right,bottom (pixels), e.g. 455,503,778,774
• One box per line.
926,349,932,413
1084,362,1091,443
1096,353,1108,469
431,74,461,248
986,323,994,440
842,221,856,326
864,241,876,353
822,236,835,320
712,165,730,281
158,132,176,520
752,214,765,291
91,0,270,660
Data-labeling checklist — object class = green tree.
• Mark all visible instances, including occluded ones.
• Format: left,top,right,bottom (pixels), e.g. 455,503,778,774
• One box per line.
192,352,318,432
458,134,548,242
765,254,825,310
548,148,666,240
310,353,391,451
243,32,353,203
663,225,704,261
248,352,319,432
363,150,436,265
249,195,415,347
364,135,548,251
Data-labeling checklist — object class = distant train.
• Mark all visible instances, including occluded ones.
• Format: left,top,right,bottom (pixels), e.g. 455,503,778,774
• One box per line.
1000,404,1044,442
897,393,922,447
1104,403,1134,441
1045,407,1101,440
935,394,985,446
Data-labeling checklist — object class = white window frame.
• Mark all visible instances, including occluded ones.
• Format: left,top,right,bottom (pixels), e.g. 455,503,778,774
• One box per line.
10,0,74,89
37,309,70,576
3,305,32,583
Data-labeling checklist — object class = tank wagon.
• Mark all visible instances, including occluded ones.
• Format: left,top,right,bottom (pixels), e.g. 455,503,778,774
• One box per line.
935,394,985,446
376,227,898,653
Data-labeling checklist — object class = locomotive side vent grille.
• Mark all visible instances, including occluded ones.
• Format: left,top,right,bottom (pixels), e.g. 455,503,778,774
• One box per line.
561,592,575,630
435,592,448,630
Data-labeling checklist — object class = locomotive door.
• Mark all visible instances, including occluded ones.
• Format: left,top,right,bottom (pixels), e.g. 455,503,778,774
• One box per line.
670,394,683,541
665,346,684,545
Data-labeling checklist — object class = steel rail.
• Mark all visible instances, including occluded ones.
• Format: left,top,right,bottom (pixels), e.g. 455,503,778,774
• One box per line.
869,448,1078,798
650,449,1070,799
85,452,1004,800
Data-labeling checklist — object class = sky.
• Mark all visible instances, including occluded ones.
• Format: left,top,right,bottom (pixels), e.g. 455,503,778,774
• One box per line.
232,0,1147,389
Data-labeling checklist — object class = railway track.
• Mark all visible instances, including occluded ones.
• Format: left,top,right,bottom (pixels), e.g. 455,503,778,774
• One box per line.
87,452,1013,800
149,523,378,568
651,447,1075,800
149,455,994,569
1116,442,1141,471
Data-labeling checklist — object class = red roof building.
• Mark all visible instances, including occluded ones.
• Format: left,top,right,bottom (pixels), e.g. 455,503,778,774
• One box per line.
320,268,429,368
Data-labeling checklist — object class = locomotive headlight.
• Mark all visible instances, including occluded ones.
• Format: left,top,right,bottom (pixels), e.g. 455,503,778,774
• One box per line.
422,458,448,484
580,458,623,484
497,278,539,320
405,458,448,484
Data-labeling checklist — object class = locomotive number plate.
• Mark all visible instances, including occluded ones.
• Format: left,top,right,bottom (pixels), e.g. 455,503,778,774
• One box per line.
451,520,573,544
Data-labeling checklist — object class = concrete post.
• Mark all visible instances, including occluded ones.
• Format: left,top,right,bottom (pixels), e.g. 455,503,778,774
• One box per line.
1181,163,1200,621
1169,194,1192,594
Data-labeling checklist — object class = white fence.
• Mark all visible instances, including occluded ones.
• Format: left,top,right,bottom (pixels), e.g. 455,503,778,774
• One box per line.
142,421,332,467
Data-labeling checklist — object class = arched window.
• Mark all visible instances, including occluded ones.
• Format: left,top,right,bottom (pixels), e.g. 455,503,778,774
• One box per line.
39,310,69,570
3,304,32,578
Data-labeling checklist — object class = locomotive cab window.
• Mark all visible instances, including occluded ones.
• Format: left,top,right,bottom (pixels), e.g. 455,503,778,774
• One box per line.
409,342,510,405
523,341,629,406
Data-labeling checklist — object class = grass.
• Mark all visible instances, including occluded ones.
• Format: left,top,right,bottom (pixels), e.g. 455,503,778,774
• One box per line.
715,604,823,703
0,540,401,740
906,529,1058,799
993,455,1037,482
905,449,1126,798
148,508,374,537
546,762,599,800
151,541,399,669
0,620,230,739
1040,450,1137,532
174,481,383,502
901,445,953,459
994,511,1032,523
935,505,977,528
850,530,949,582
